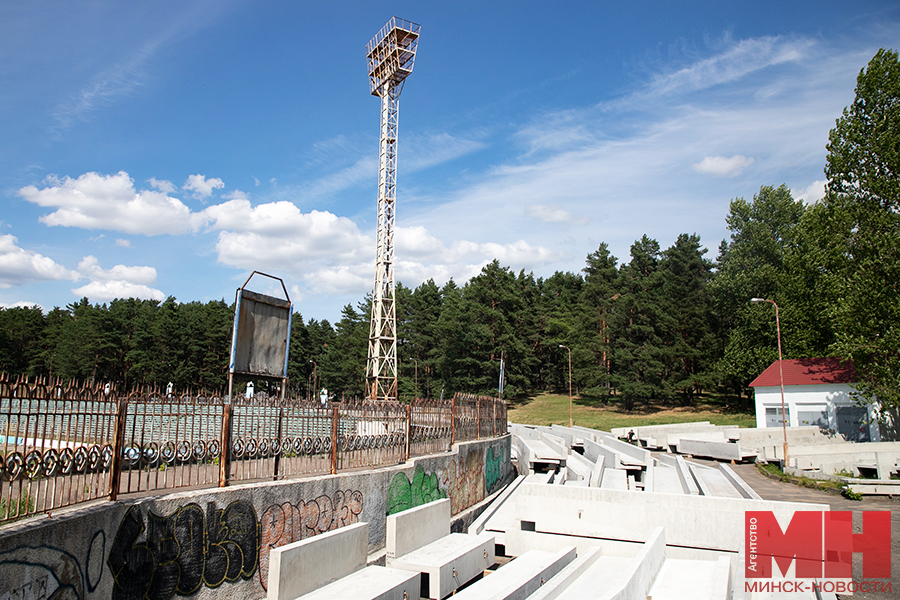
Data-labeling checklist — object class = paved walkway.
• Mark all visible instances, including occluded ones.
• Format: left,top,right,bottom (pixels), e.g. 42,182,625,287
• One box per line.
693,459,899,599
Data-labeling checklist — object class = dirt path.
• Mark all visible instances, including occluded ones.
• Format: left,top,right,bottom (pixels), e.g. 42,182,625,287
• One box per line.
708,460,899,599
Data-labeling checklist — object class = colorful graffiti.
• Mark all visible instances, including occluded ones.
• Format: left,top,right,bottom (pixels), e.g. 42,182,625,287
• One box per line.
258,490,363,589
386,466,446,515
446,450,485,514
485,445,506,494
108,501,259,600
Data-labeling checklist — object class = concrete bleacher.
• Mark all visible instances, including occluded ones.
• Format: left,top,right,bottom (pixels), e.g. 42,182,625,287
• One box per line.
452,546,576,600
267,521,420,600
386,498,495,599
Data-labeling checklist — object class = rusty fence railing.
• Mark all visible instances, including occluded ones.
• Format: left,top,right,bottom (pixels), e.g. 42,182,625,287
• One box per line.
0,377,507,523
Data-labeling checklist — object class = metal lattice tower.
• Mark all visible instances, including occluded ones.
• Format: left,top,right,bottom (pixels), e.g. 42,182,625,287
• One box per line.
365,17,420,402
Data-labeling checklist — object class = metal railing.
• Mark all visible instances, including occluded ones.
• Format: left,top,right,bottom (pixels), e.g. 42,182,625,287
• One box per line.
0,376,507,523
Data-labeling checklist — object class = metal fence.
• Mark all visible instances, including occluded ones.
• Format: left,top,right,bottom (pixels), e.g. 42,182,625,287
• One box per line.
0,377,507,523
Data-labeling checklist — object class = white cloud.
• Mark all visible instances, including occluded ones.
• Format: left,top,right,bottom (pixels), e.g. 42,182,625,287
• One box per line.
183,174,225,199
223,190,249,201
148,178,176,193
71,281,165,302
0,301,43,310
19,171,207,235
77,256,157,285
115,239,132,248
0,235,79,288
72,256,163,301
691,155,755,177
525,204,590,225
792,179,826,203
646,35,814,98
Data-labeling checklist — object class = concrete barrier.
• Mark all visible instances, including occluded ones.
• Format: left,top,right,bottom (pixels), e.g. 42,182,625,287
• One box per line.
267,521,368,600
386,498,450,559
469,475,525,535
677,438,744,461
511,483,829,552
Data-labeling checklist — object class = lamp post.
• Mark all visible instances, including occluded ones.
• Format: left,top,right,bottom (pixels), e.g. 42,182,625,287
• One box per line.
751,298,788,466
559,345,573,427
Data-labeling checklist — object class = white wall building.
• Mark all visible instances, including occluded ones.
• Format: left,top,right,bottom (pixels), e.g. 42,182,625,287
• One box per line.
750,357,882,442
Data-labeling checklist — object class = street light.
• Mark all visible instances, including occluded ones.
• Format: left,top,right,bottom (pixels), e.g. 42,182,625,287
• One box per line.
751,298,789,466
559,345,573,428
308,360,317,401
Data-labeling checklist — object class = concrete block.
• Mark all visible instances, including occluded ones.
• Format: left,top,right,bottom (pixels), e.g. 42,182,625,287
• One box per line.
386,498,450,560
676,438,742,461
452,546,576,600
388,532,495,599
267,521,368,600
297,566,420,600
525,547,605,600
565,451,593,481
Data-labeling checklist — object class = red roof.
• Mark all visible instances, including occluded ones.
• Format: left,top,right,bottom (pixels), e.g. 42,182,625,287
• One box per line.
749,358,857,387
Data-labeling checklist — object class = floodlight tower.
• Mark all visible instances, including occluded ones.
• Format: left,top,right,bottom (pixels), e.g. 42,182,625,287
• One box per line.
365,17,420,402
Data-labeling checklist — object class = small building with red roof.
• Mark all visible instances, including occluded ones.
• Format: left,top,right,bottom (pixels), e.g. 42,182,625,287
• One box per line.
750,357,880,442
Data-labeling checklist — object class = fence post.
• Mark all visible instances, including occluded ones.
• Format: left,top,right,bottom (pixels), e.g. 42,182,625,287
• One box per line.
450,396,456,449
219,401,233,487
492,398,496,437
476,397,481,440
405,403,411,462
272,406,284,481
108,397,128,500
330,404,338,475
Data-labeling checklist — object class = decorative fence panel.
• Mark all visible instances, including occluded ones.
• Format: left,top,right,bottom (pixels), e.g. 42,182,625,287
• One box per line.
0,377,506,524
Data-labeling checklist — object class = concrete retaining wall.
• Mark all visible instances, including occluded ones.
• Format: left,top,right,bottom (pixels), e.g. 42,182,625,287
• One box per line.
0,435,511,600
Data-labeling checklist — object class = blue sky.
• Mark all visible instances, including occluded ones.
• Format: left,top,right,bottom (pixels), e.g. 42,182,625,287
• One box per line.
2,2,899,323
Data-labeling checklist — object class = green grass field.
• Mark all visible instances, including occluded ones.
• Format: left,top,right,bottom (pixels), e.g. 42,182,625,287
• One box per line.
507,393,756,430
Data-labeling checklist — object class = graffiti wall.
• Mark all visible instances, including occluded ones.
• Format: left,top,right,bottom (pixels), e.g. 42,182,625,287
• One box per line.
0,435,509,600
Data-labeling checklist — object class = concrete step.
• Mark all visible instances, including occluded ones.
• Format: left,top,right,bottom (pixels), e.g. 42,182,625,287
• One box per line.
452,546,576,600
294,566,419,600
387,532,495,599
689,463,743,498
647,556,730,600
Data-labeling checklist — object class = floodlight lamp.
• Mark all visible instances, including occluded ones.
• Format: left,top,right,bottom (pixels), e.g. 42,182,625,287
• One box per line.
750,297,766,304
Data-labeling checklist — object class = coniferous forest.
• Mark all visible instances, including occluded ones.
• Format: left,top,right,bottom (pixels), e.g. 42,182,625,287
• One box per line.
2,50,898,411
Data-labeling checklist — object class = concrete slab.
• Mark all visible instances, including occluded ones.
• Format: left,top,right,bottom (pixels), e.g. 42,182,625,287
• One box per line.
296,566,420,600
267,521,368,600
388,532,495,599
719,464,762,500
689,462,743,498
650,463,684,495
452,546,576,600
565,451,593,481
599,468,627,490
523,547,605,600
386,498,450,560
674,455,700,495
